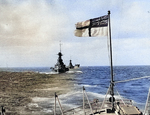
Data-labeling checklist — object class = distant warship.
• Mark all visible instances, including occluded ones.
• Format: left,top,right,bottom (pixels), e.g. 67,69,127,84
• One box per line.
68,60,74,69
51,43,69,73
74,64,80,69
68,60,80,69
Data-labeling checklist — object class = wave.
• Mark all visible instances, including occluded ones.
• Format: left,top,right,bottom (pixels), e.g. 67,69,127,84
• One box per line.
28,102,53,114
39,71,59,74
57,90,106,101
43,108,52,113
74,84,98,88
66,71,76,74
28,103,39,108
31,90,106,103
39,70,82,74
75,71,83,73
66,70,83,74
32,97,51,102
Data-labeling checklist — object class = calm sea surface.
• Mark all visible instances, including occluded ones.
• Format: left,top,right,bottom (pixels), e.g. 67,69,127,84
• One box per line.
1,66,150,113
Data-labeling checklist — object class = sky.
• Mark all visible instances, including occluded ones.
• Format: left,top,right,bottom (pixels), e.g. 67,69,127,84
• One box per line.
0,0,150,67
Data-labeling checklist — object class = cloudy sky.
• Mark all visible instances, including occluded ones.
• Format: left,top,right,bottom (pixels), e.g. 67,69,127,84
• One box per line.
0,0,150,67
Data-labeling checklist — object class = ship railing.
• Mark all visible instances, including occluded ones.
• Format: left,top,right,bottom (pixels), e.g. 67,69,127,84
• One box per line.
53,86,133,115
62,99,133,115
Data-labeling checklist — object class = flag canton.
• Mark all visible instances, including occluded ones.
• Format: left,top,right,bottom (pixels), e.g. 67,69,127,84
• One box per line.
91,15,108,27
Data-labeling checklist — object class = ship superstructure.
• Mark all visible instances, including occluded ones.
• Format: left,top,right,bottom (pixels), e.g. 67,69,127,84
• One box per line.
51,42,69,73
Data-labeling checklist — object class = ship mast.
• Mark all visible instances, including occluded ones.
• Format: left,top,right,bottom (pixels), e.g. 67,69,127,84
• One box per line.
108,10,115,111
60,41,62,52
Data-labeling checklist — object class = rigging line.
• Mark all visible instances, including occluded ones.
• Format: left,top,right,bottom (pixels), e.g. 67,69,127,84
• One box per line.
100,84,110,110
115,76,150,84
84,88,94,114
144,88,150,114
114,86,126,105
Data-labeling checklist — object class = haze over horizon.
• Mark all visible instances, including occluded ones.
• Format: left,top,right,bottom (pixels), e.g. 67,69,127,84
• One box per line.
0,0,150,67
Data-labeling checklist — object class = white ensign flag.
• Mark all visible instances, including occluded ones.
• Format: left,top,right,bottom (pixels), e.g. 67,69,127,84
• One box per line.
74,15,108,37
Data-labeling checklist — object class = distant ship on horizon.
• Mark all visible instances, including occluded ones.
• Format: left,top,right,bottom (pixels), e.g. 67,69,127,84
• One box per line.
50,51,69,73
68,60,80,69
50,42,80,73
50,42,69,73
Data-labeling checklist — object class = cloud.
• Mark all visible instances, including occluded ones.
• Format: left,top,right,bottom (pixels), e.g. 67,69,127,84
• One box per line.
0,0,150,67
0,0,72,67
0,0,71,46
114,1,150,38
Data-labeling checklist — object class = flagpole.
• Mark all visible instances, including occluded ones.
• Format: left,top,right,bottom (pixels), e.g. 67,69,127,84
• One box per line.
108,10,115,111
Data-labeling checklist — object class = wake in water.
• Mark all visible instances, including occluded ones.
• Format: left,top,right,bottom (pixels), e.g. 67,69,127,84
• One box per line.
39,71,59,74
28,90,106,114
66,70,83,74
74,84,98,88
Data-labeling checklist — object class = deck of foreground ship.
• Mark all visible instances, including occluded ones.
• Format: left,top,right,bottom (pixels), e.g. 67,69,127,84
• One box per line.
54,86,144,115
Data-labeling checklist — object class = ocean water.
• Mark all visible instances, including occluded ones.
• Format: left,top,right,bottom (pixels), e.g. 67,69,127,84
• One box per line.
1,66,150,113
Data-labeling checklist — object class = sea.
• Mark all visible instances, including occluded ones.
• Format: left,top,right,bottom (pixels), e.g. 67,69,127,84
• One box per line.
1,66,150,113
